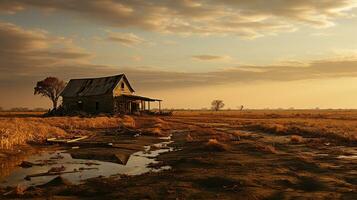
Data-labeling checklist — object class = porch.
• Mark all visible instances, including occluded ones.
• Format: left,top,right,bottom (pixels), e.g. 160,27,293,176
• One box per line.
114,94,162,114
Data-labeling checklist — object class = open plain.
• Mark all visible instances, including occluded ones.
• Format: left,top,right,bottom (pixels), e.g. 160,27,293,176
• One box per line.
0,110,356,199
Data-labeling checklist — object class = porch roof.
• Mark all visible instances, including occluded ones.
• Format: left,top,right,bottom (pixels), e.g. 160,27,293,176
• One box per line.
120,94,162,102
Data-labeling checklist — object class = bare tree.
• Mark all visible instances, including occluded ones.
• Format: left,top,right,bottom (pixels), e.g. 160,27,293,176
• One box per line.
34,77,66,110
211,100,224,111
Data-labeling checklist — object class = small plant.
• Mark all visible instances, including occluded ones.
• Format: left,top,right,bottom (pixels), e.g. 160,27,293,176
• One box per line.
256,144,278,154
186,133,194,142
205,139,229,151
291,135,304,143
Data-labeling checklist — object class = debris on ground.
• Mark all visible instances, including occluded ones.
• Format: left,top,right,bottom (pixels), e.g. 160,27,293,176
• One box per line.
39,176,72,187
46,136,89,144
19,161,36,168
48,166,66,173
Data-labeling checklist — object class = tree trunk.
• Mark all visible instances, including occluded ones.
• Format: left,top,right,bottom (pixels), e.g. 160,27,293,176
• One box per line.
52,100,57,110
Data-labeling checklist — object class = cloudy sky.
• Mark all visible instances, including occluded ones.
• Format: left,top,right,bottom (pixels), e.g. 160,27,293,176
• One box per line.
1,0,357,109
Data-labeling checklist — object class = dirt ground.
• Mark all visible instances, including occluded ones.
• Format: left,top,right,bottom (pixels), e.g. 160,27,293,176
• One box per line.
1,110,357,199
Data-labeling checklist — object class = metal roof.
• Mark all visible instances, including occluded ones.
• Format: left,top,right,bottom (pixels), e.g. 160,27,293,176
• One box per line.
120,94,162,102
61,74,135,97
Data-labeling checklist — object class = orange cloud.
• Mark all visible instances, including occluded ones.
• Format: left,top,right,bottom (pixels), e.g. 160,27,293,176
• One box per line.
107,32,146,47
192,55,231,61
1,0,356,38
0,21,91,79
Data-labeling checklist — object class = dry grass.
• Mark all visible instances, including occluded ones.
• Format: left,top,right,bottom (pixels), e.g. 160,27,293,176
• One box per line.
256,144,278,154
232,130,250,138
144,127,166,137
40,116,122,130
121,115,136,128
291,135,304,143
205,139,229,151
186,133,194,142
173,110,357,143
137,117,170,137
246,119,357,143
0,118,67,149
0,111,44,118
0,116,123,150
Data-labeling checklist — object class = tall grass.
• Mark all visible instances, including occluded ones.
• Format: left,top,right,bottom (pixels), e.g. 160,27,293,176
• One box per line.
173,110,357,143
0,116,122,150
0,118,67,149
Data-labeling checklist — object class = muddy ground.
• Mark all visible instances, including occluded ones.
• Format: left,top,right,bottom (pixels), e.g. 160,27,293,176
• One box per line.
1,112,357,199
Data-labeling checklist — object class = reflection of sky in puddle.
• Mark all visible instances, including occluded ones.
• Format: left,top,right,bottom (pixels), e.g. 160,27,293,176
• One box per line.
0,139,173,188
337,155,357,159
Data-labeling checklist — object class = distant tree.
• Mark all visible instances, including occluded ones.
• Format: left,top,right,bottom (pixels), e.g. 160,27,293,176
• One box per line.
211,100,224,111
10,107,30,112
0,106,3,111
34,77,66,110
33,107,47,112
239,105,244,111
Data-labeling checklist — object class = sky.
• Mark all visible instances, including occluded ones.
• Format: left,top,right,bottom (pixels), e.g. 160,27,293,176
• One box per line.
1,0,357,109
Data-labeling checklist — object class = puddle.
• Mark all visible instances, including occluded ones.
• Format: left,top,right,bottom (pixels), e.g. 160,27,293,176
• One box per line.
0,137,173,188
337,155,357,159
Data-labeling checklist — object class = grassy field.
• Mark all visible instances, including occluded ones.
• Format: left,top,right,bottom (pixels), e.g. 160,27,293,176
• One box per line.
1,110,356,199
1,110,356,150
0,112,125,150
172,110,357,143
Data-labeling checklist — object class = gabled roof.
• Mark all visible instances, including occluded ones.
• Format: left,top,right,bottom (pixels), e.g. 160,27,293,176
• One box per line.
60,74,135,97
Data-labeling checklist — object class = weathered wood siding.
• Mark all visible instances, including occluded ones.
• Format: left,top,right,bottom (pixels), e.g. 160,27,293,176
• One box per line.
63,95,114,113
113,79,133,96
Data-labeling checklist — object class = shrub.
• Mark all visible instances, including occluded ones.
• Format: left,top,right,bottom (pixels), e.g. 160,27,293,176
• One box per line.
291,135,304,143
256,144,278,154
121,115,136,128
205,139,229,151
186,133,194,142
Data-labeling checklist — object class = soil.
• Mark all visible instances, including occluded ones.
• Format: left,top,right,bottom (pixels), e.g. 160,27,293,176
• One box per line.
1,113,357,199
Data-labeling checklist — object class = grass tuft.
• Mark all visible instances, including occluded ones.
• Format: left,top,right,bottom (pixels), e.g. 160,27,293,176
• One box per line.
186,133,194,142
290,135,304,143
205,139,229,151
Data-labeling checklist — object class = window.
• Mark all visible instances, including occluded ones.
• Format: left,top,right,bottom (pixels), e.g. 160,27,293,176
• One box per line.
121,82,125,90
77,100,83,110
95,102,99,111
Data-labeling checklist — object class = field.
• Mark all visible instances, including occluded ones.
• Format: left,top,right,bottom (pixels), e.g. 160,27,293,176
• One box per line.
0,110,356,199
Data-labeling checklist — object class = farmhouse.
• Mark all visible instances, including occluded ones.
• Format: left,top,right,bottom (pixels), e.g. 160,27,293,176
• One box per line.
60,74,161,114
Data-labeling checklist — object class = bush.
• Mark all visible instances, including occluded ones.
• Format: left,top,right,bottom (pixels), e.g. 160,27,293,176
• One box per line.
205,139,229,151
291,135,304,143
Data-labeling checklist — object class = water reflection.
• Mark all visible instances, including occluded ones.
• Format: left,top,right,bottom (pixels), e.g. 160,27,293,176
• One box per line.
0,139,173,188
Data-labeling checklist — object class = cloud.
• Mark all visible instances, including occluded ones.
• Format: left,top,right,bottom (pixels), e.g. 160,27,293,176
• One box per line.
1,21,357,90
0,21,92,79
1,0,356,38
1,21,357,91
119,58,357,90
107,32,146,47
130,55,142,62
192,55,231,61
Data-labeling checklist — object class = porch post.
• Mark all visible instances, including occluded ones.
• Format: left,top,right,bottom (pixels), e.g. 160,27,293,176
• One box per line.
148,101,150,110
159,101,161,112
129,101,132,113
